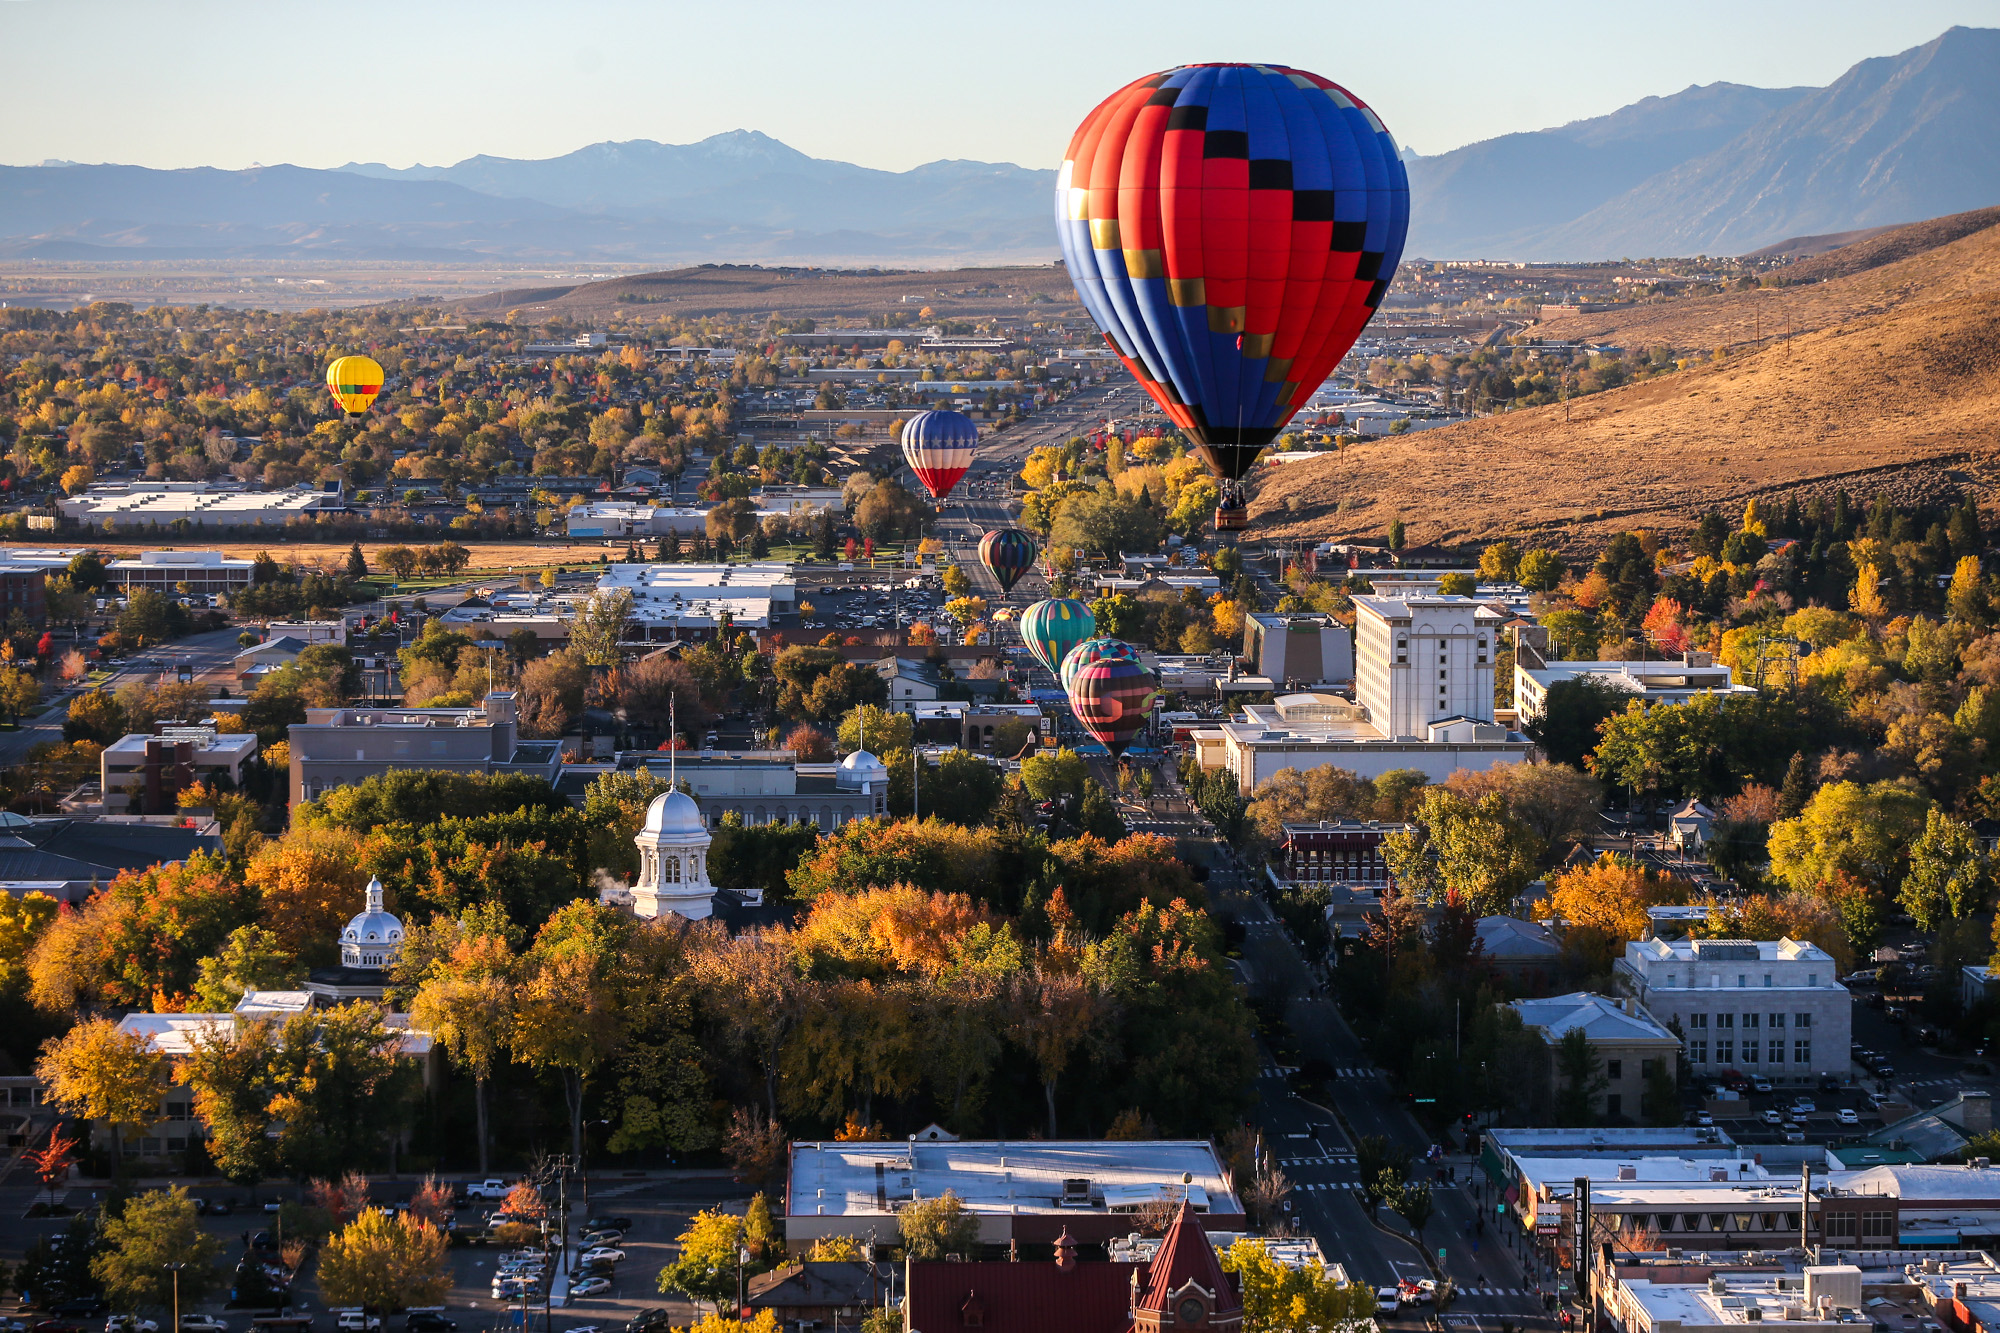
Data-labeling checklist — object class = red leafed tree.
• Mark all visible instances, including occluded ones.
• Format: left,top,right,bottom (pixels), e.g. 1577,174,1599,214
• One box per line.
1641,597,1690,655
26,1125,78,1209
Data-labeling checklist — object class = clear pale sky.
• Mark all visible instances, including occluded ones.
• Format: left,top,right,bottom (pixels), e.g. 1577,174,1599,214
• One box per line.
4,0,1996,172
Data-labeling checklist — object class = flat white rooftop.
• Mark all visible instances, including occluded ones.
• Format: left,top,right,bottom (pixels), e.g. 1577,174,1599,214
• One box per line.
785,1139,1242,1219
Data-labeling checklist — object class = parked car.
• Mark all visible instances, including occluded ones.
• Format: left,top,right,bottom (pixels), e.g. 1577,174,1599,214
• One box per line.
335,1315,381,1333
179,1318,228,1333
106,1318,158,1333
1750,1078,1774,1094
623,1313,670,1333
1686,1111,1714,1127
1837,1108,1860,1125
463,1178,519,1202
569,1278,613,1299
1790,1100,1816,1116
1761,1110,1782,1125
403,1314,454,1333
54,1305,107,1321
580,1230,624,1247
585,1218,634,1235
579,1248,626,1265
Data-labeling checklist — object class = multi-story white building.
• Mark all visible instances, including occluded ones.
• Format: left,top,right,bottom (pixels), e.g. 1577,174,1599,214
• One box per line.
1616,937,1849,1084
1198,592,1532,794
1352,594,1506,739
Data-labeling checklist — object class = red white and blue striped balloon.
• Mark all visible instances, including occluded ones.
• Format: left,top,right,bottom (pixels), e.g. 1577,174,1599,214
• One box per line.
901,409,978,500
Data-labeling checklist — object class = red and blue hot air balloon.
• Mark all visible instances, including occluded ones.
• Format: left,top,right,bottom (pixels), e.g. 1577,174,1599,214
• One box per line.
1059,636,1144,696
978,527,1037,594
901,409,978,500
1056,63,1410,532
1019,598,1095,677
1068,653,1159,758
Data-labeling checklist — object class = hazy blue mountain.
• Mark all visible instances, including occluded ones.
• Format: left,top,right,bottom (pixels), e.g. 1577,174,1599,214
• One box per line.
1525,26,2000,258
1403,82,1812,256
0,152,1051,263
339,130,1055,231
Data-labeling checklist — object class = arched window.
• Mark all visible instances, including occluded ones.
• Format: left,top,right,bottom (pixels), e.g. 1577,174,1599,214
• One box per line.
841,806,855,824
754,806,767,824
821,805,833,827
665,857,681,883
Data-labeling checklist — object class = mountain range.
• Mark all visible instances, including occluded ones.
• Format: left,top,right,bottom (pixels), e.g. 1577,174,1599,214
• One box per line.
1,26,1995,266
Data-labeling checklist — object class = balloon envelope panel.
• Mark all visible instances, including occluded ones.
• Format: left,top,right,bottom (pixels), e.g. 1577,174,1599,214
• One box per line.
1019,598,1096,676
1055,63,1408,481
978,528,1037,593
325,355,385,416
1059,636,1144,695
1069,657,1159,757
901,409,978,499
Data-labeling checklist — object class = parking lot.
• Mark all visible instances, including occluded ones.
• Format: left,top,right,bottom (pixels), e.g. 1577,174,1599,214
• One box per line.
797,575,945,635
0,1174,750,1333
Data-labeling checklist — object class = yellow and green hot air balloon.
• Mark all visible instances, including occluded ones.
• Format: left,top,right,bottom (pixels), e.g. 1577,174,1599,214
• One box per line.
325,355,384,417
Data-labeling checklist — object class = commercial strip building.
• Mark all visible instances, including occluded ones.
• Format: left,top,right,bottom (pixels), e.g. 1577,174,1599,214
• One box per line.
783,1139,1244,1247
106,549,256,596
57,481,346,530
1616,937,1851,1084
595,562,796,637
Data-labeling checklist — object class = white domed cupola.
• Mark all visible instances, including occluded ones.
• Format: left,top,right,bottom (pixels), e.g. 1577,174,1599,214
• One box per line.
836,749,887,792
631,788,717,920
340,876,404,971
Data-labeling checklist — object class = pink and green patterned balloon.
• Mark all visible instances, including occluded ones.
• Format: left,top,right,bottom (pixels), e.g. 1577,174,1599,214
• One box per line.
1019,597,1095,676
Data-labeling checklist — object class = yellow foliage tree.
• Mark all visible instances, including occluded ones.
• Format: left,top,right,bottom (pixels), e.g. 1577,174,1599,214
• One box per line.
1534,853,1697,947
244,826,369,967
316,1209,451,1312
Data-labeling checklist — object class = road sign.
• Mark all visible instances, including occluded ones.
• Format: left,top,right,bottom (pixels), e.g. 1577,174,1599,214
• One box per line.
1438,1248,1447,1260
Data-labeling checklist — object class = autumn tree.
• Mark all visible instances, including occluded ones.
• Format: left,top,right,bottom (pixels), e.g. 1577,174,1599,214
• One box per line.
1007,967,1104,1137
899,1190,979,1260
316,1209,451,1313
409,933,516,1174
37,1018,165,1165
25,1125,79,1210
1901,806,1991,933
657,1208,757,1313
178,1017,281,1191
92,1186,222,1309
512,902,628,1165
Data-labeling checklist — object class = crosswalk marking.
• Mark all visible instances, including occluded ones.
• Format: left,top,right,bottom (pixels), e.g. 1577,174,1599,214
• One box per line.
1259,1064,1300,1077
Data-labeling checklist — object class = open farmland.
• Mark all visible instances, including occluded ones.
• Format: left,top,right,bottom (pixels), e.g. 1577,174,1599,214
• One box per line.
449,262,1085,322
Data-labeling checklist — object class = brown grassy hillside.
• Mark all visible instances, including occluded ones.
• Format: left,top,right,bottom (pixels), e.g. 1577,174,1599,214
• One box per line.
1541,207,2000,353
454,264,1084,323
1249,221,2000,554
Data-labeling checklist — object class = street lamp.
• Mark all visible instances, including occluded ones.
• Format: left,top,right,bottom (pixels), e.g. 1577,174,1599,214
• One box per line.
736,1246,752,1321
164,1262,185,1333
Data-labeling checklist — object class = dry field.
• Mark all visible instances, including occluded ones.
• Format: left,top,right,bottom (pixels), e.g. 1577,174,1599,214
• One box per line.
1250,214,2000,554
451,263,1087,323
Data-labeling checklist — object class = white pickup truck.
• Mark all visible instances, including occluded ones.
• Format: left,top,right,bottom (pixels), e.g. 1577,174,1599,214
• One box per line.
462,1178,514,1201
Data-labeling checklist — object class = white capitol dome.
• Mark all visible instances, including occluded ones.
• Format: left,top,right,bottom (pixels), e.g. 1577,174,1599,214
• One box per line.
836,749,887,790
643,788,706,837
340,876,403,970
